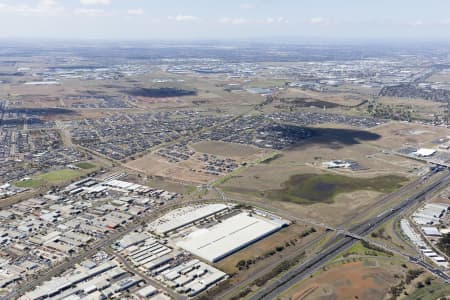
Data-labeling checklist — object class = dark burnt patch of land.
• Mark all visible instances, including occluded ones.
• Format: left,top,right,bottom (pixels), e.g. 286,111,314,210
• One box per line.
123,87,197,98
379,84,450,102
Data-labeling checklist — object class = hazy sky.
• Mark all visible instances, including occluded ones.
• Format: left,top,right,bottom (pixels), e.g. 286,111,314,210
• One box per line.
1,0,450,40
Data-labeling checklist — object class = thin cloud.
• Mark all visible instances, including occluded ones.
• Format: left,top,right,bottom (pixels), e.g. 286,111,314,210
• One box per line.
74,8,113,17
308,17,327,25
407,20,424,26
219,17,248,25
127,8,144,16
80,0,111,5
265,17,288,24
168,15,199,22
0,0,66,16
219,17,287,25
240,3,255,9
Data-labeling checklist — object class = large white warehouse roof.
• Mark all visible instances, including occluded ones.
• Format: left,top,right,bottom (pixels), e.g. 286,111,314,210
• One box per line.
414,148,436,157
150,204,230,235
176,212,288,262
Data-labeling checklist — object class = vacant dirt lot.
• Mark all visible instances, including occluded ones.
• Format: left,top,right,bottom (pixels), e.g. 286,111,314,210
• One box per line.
368,122,450,149
191,141,270,160
281,261,399,300
126,153,216,184
127,141,272,184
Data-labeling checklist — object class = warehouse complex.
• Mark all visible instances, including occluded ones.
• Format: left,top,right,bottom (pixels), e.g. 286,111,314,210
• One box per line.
176,212,290,262
401,202,450,268
18,200,291,299
149,203,291,263
149,203,231,236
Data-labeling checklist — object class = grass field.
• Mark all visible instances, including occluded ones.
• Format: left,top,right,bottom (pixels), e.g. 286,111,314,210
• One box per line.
75,162,96,169
369,218,419,257
14,179,43,188
15,169,83,188
404,278,450,300
333,241,393,262
266,173,407,204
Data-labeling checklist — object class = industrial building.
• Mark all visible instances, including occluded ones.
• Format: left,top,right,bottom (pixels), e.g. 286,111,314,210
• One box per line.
149,203,231,236
401,219,448,268
21,256,169,300
156,259,227,297
413,148,437,157
23,261,118,299
176,212,289,262
412,203,449,225
117,231,226,297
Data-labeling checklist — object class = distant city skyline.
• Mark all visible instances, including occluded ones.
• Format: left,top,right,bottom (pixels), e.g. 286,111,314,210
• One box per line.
1,0,450,40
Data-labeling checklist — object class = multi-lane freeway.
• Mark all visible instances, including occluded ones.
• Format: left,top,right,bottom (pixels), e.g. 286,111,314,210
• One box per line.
249,169,450,300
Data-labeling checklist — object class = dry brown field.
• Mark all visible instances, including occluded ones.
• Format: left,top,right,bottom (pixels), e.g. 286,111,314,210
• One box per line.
280,260,400,300
126,153,216,184
191,141,271,160
368,122,450,149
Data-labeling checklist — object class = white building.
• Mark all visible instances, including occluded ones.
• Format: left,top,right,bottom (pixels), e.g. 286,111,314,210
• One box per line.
176,212,289,262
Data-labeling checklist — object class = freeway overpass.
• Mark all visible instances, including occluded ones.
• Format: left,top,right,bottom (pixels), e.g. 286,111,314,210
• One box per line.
249,169,450,300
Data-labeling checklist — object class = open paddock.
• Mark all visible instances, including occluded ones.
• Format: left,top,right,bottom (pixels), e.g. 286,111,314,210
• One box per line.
278,87,366,107
368,122,450,149
280,260,402,300
191,141,271,160
219,129,419,225
126,153,217,184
